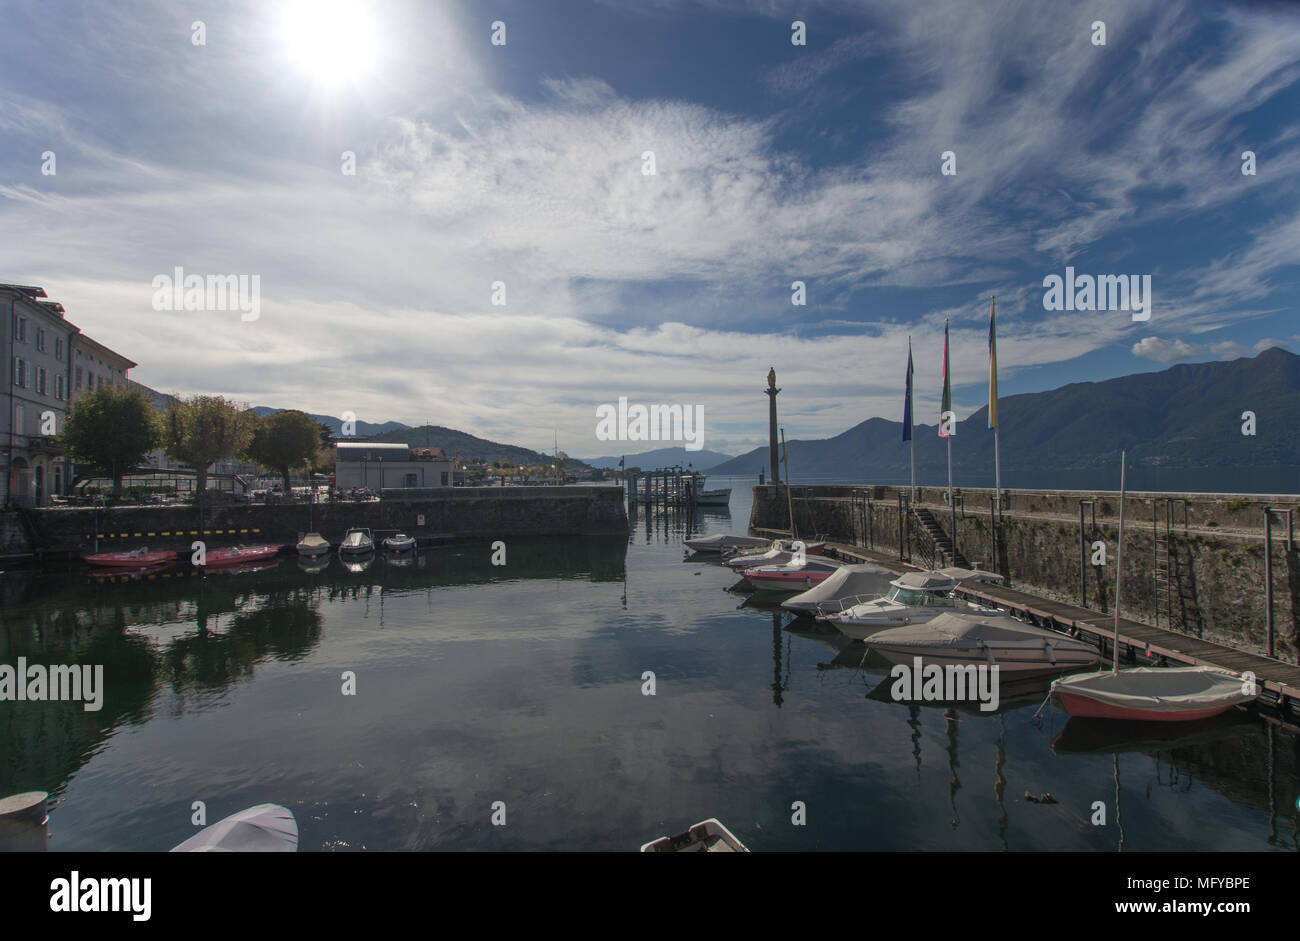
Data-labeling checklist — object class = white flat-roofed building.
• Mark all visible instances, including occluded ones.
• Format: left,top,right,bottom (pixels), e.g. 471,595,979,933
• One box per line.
335,441,452,490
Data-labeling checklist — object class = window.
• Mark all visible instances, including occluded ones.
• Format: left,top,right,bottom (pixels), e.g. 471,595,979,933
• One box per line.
56,374,65,400
75,366,82,389
12,315,26,342
441,472,449,486
14,404,23,435
97,375,103,389
55,338,64,361
35,327,46,352
13,357,25,388
37,367,47,395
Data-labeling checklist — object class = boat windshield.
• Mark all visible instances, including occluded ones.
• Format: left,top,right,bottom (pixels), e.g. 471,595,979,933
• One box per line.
885,586,954,607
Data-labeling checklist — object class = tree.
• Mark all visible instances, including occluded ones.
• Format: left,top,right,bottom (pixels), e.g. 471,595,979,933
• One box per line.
246,410,321,493
64,386,161,497
162,395,255,498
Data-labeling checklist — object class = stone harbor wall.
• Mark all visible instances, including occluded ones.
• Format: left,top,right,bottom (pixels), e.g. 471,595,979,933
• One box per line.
752,484,1300,662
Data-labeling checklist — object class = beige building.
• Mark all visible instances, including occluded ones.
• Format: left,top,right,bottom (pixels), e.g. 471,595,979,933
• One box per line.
335,442,453,490
3,283,136,507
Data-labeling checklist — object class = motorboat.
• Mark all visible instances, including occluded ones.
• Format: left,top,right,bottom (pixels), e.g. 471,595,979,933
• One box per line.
1049,667,1255,722
723,539,799,570
865,611,1102,677
383,533,416,552
338,528,375,555
640,818,748,853
683,533,771,554
819,569,1005,640
781,563,896,615
695,488,731,506
83,547,179,568
296,532,330,557
721,538,825,560
741,556,842,592
198,545,281,567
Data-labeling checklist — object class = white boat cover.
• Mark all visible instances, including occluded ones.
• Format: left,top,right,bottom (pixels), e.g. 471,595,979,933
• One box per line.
1050,666,1254,713
684,533,770,552
782,564,896,613
170,803,299,852
937,566,1007,585
867,611,1096,656
892,571,959,591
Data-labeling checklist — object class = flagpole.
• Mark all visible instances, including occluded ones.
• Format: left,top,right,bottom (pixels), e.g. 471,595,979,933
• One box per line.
909,337,916,502
989,296,1001,523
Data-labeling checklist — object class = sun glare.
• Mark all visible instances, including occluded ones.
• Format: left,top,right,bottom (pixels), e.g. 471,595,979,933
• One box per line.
282,0,379,87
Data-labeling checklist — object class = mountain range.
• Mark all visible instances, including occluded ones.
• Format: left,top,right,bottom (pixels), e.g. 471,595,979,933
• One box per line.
707,347,1300,490
581,446,736,470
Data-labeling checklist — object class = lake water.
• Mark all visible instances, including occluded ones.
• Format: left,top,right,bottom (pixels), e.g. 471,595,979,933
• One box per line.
2,483,1297,851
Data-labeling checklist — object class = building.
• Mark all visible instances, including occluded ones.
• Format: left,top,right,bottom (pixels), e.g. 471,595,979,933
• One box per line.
335,442,452,490
2,284,137,507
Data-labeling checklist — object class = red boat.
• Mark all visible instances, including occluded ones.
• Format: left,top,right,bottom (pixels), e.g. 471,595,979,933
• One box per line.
86,561,177,579
742,559,841,592
198,545,282,567
84,548,179,568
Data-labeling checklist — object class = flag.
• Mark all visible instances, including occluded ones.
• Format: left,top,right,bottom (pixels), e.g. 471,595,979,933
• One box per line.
988,296,998,430
902,337,914,442
939,318,952,437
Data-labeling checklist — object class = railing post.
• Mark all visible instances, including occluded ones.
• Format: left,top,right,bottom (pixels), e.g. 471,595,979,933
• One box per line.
1264,507,1274,659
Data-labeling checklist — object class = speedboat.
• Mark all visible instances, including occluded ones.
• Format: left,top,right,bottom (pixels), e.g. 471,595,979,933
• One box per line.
695,488,731,506
723,539,799,570
741,557,842,592
782,563,896,615
383,533,416,552
338,528,375,555
84,547,179,568
199,545,281,567
640,818,748,853
1049,667,1255,722
296,532,330,557
865,611,1101,677
820,569,1004,640
684,533,771,554
722,538,825,560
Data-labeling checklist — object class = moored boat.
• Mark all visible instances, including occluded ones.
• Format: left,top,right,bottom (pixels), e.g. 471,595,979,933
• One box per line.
781,563,896,615
865,611,1101,677
199,544,281,567
684,533,771,554
83,547,179,568
296,532,330,557
820,569,1004,640
383,533,416,552
694,488,731,506
1049,666,1255,722
741,557,841,592
338,528,375,555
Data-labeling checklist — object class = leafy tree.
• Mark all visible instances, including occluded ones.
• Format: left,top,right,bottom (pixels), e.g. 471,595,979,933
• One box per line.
246,409,321,493
64,386,161,496
162,395,255,498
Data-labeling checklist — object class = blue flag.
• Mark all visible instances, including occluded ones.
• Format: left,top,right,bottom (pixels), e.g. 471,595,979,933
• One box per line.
902,337,914,442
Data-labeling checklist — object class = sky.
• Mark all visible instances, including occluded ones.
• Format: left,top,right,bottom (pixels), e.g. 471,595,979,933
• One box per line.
2,0,1298,459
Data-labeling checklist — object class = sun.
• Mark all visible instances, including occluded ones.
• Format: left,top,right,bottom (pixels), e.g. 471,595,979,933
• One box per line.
282,0,380,87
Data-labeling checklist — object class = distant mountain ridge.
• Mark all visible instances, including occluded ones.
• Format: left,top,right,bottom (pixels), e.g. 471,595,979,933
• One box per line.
581,446,735,470
708,348,1300,484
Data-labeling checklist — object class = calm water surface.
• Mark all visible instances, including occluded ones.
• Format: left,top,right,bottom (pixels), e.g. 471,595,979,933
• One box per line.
2,483,1297,851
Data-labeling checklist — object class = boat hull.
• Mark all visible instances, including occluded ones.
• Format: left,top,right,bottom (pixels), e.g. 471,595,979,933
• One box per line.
199,545,281,567
1052,691,1238,722
84,550,178,567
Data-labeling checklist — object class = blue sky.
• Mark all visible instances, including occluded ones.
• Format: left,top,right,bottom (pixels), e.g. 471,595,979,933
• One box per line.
2,0,1298,458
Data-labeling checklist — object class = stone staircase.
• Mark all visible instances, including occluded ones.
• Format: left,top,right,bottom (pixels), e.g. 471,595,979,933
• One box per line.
911,506,970,569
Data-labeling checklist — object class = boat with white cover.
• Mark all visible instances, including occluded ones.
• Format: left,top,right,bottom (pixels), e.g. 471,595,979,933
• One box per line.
865,611,1101,677
741,556,842,592
684,533,771,554
821,568,1005,639
296,532,330,557
781,563,896,615
383,533,416,552
1050,666,1254,721
338,528,375,555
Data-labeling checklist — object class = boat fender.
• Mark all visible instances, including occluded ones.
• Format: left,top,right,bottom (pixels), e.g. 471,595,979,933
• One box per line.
1043,640,1057,664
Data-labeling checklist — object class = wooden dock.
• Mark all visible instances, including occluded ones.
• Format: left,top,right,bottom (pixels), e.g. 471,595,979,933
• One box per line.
820,541,1300,716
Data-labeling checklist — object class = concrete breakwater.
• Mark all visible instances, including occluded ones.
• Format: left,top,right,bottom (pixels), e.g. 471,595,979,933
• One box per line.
23,486,629,557
752,484,1300,663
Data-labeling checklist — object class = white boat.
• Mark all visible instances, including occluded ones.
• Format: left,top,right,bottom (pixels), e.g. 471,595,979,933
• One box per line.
821,569,1005,640
723,538,801,570
170,803,298,852
695,488,731,506
865,611,1102,677
640,818,749,853
1050,667,1255,721
383,533,416,552
781,563,896,615
684,533,771,554
338,528,374,555
1050,450,1258,722
296,532,330,557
